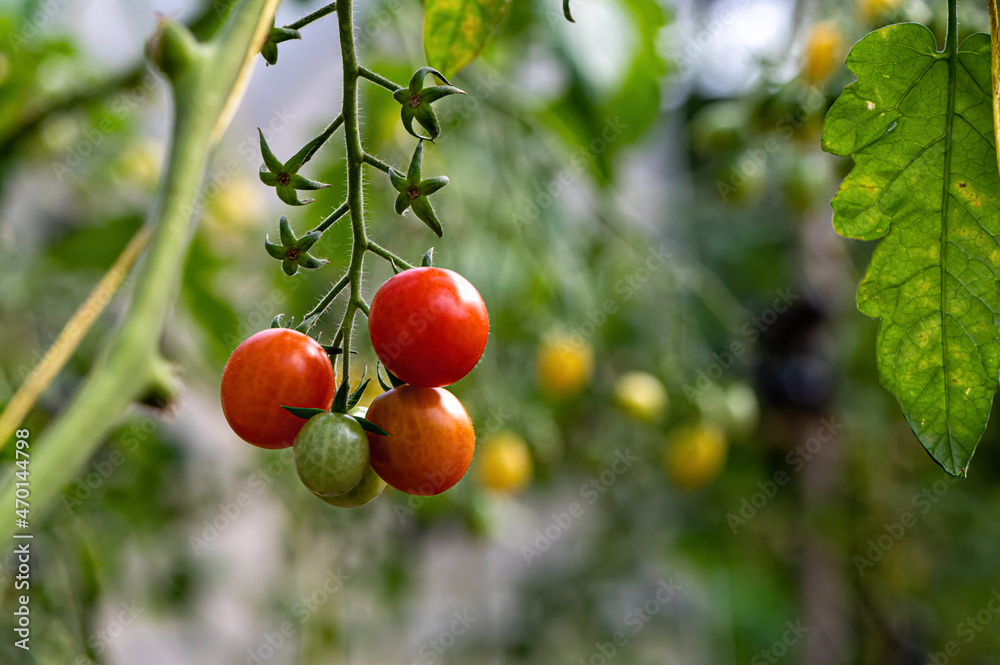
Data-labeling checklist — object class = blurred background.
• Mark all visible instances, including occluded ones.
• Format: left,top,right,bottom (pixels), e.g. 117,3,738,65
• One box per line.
3,0,1000,662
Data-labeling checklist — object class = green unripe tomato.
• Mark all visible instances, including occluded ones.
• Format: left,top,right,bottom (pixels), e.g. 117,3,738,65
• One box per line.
314,464,387,507
294,412,369,497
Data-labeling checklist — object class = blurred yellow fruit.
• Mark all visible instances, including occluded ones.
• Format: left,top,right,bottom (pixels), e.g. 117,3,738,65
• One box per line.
801,21,844,85
536,333,594,398
725,382,760,437
206,177,264,230
477,432,533,494
613,371,668,423
112,139,162,189
664,424,727,491
858,0,902,22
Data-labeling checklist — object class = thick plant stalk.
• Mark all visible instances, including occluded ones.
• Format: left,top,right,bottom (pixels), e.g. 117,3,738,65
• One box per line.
0,0,279,551
0,227,150,452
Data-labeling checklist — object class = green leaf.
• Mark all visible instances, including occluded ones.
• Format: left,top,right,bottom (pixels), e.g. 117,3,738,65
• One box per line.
423,0,512,78
822,25,1000,476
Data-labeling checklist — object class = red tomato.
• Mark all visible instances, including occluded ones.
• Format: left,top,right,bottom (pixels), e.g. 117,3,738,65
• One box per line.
368,267,488,387
221,329,337,449
365,385,475,495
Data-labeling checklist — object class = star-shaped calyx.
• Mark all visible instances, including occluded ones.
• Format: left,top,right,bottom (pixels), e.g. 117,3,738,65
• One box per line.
258,129,331,206
389,140,448,237
392,67,466,141
265,216,328,276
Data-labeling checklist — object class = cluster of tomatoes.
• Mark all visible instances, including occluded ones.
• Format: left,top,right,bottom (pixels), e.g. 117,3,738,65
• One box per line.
220,267,489,507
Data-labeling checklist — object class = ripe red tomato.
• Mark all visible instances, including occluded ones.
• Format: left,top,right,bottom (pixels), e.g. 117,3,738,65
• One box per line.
221,328,337,449
365,385,475,495
368,267,488,387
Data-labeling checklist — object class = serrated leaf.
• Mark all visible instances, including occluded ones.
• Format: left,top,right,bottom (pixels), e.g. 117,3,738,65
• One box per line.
353,416,390,437
423,0,512,78
282,406,327,420
822,25,1000,476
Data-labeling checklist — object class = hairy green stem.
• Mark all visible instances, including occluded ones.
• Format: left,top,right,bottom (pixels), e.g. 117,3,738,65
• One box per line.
358,67,403,92
362,153,395,173
301,114,345,165
304,272,351,324
367,240,415,270
286,1,338,30
311,200,350,234
336,0,369,384
0,0,280,552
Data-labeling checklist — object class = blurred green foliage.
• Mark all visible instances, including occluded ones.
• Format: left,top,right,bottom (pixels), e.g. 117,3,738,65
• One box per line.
2,1,1000,664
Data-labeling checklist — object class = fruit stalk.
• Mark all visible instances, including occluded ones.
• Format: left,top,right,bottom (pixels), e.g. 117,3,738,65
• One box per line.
334,0,369,384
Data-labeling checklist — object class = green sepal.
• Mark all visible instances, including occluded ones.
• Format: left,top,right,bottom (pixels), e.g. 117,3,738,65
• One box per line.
389,168,408,191
258,130,331,207
295,230,321,252
259,167,278,186
413,106,442,141
289,174,330,191
271,314,285,328
261,40,278,66
347,375,370,411
282,405,328,420
421,247,435,267
277,186,314,207
376,362,393,392
332,377,351,413
353,416,390,437
421,85,465,103
264,238,286,259
297,254,327,270
394,191,411,215
411,197,444,237
407,141,424,182
258,129,283,173
282,259,299,276
396,69,465,140
323,345,344,357
409,66,451,92
278,216,296,246
418,176,448,196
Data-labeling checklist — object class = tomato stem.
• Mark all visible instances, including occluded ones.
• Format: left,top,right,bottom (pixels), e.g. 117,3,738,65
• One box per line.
310,199,350,234
362,153,395,173
367,240,416,270
286,1,338,30
359,67,404,92
335,0,370,384
304,271,351,328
